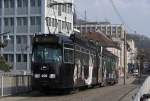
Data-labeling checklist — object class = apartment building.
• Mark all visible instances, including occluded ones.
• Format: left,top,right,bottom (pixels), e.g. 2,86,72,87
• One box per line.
0,0,73,73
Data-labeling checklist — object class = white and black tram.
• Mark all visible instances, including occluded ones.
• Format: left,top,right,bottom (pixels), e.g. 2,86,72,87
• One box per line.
31,33,118,92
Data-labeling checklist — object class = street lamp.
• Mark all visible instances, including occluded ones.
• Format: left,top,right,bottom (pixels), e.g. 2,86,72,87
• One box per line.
124,31,127,85
0,32,10,55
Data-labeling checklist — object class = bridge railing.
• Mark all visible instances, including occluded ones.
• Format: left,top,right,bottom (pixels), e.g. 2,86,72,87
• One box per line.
0,73,32,96
134,76,150,101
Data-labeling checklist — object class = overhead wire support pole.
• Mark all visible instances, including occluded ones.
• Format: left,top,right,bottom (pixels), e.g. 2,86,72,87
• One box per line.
108,0,129,85
84,10,87,33
124,31,127,85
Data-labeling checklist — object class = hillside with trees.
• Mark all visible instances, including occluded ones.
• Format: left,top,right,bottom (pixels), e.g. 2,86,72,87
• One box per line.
127,34,150,61
127,34,150,49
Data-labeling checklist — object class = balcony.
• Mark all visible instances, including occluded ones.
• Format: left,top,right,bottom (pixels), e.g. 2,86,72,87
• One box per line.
30,7,41,15
16,26,28,33
16,62,27,70
30,25,41,33
16,44,28,52
17,8,28,15
4,8,15,15
4,26,14,33
3,42,14,52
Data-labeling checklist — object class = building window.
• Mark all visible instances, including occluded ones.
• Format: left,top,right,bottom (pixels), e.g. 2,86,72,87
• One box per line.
52,18,55,27
58,5,62,16
30,16,41,25
112,27,116,33
87,27,91,32
36,17,41,25
30,17,35,25
0,0,2,8
23,0,28,7
4,18,14,26
30,0,35,7
17,0,28,8
16,36,21,44
10,18,14,26
23,54,27,62
37,0,41,7
62,21,65,29
16,54,21,62
17,17,27,26
54,19,57,27
4,0,14,8
17,0,22,7
10,0,14,8
30,0,41,7
47,17,51,26
9,54,14,62
10,36,14,44
58,20,61,32
3,54,8,62
4,18,9,26
4,0,9,8
22,36,27,44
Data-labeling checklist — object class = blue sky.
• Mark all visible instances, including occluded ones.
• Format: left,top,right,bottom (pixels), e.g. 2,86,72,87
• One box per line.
74,0,150,36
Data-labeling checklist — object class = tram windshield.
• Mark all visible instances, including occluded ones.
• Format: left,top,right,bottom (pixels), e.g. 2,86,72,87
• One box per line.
32,45,62,63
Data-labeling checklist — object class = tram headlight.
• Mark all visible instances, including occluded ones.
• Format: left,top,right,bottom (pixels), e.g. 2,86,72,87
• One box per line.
34,74,40,78
49,74,56,79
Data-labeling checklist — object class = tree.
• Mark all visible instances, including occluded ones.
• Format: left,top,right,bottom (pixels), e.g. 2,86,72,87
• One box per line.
0,56,12,72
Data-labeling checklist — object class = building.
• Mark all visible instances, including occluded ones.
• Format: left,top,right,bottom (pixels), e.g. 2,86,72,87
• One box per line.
74,22,126,76
127,39,137,72
0,0,73,73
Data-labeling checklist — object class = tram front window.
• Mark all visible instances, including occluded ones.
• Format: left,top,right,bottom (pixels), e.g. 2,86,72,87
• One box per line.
32,45,62,63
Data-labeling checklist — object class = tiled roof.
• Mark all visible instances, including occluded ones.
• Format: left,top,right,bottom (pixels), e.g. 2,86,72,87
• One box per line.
83,32,120,49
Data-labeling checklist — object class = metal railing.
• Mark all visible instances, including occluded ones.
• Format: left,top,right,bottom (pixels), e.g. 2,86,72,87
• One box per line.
134,76,150,101
0,73,32,96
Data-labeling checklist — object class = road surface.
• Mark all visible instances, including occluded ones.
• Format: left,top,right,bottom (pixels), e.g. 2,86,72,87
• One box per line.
0,76,143,101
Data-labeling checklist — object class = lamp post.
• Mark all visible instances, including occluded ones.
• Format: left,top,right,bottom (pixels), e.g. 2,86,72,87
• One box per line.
0,32,10,56
124,31,127,85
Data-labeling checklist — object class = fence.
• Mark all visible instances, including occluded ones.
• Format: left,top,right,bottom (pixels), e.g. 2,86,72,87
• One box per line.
0,73,32,96
134,76,150,101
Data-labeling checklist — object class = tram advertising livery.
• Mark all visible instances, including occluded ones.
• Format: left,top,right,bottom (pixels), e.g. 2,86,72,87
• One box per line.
31,33,118,92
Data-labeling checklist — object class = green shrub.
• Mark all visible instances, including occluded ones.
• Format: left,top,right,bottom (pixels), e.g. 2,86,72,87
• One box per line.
0,56,12,72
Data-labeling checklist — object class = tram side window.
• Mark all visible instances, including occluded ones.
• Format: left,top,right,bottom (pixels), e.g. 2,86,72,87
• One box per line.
64,49,74,64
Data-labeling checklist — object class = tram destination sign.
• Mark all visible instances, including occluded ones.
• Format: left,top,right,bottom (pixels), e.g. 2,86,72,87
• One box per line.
33,35,59,44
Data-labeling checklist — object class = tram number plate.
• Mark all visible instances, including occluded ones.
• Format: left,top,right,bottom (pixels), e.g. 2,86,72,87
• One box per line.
41,74,48,78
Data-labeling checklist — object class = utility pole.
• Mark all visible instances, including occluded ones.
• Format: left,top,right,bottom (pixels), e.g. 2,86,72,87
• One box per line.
124,31,127,85
84,10,87,33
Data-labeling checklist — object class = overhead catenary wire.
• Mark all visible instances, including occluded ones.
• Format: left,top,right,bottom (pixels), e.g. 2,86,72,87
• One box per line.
108,0,136,33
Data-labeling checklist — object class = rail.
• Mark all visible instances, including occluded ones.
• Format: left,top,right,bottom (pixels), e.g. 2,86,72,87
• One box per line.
134,76,150,101
0,73,32,96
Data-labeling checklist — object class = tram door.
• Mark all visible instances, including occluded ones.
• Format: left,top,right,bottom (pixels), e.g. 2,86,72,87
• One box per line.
102,57,107,82
98,55,103,83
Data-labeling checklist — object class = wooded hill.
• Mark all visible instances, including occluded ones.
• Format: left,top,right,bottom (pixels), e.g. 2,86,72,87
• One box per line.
127,34,150,49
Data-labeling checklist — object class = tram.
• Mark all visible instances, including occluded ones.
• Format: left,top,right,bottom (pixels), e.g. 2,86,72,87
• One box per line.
31,33,118,92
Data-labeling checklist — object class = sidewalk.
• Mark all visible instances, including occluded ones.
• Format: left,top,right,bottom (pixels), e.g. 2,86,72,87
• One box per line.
117,75,147,101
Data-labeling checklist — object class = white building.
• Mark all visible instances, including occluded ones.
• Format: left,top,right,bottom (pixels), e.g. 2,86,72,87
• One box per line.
127,39,137,70
74,22,126,74
0,0,73,73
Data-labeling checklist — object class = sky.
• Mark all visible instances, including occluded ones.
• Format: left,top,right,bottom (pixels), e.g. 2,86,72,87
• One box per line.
74,0,150,37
